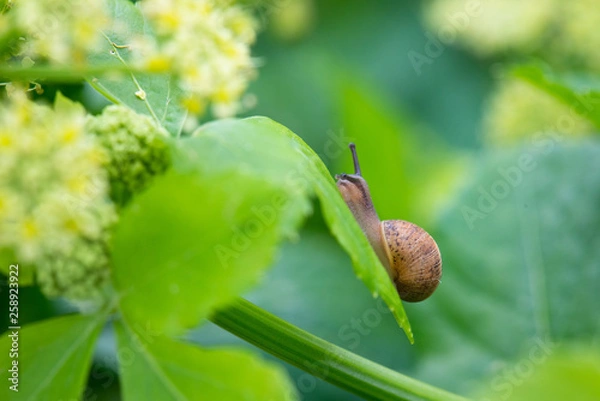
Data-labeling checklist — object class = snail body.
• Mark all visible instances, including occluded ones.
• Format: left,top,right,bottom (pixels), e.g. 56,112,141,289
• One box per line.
336,144,441,302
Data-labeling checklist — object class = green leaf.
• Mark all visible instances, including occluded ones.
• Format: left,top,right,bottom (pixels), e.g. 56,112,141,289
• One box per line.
513,64,600,130
88,0,186,136
482,347,600,401
114,318,297,401
112,170,304,335
0,313,106,401
111,117,315,334
54,91,86,115
410,141,600,395
190,117,413,342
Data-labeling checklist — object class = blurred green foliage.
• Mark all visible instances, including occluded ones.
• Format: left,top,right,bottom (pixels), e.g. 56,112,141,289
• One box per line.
413,141,600,395
242,0,491,152
514,64,600,130
481,346,600,401
2,0,599,400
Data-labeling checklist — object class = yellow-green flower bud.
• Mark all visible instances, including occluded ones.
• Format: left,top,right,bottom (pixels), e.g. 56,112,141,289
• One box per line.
85,106,171,205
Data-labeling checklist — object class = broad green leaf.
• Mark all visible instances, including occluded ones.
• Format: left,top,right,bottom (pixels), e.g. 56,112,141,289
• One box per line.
88,0,186,136
0,313,106,401
335,75,468,226
410,141,600,395
114,319,297,401
190,117,413,342
112,167,306,335
514,64,600,130
482,347,600,401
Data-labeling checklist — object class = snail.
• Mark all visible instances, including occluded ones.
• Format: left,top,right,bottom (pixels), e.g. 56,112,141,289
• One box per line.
335,143,442,302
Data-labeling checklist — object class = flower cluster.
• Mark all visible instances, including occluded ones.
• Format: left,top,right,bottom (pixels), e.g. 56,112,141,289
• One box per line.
1,0,259,120
424,1,600,146
424,0,600,70
483,78,594,146
425,0,554,57
137,0,258,117
85,105,171,205
6,0,110,64
0,89,116,300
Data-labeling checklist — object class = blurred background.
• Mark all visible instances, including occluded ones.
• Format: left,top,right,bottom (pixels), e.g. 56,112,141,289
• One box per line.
4,0,600,399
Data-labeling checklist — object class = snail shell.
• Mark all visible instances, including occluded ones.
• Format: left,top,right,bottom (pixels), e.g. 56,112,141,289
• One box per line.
380,220,441,302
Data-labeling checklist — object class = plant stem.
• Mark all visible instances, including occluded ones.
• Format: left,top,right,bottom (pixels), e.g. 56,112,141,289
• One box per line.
0,64,139,82
211,299,469,401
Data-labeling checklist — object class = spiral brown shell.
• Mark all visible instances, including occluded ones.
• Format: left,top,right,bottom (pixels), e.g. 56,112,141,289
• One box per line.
380,220,442,302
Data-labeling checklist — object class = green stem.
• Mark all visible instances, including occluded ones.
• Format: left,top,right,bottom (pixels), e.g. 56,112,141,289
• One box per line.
0,64,141,82
211,299,469,401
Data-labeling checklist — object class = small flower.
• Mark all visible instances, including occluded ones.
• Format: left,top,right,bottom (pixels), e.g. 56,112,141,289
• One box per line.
0,89,116,301
483,77,594,146
85,105,171,205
